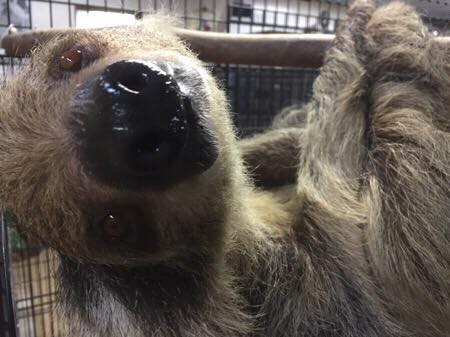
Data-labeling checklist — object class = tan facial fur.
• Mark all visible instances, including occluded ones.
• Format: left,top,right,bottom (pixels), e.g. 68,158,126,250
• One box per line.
0,19,248,266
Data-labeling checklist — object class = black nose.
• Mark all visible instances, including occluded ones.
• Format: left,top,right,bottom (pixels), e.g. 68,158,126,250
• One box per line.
75,60,217,188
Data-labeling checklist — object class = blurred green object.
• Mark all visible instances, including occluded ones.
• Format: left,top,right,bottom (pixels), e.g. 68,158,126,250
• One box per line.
4,211,25,251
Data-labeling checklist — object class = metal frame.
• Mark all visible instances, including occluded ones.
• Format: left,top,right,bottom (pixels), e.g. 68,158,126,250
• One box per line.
1,213,18,337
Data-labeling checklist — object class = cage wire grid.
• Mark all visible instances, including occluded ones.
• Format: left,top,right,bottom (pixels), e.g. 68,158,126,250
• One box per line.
0,0,448,336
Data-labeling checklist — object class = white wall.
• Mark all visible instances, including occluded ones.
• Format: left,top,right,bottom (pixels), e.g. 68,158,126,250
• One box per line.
27,0,228,30
25,0,344,32
229,0,345,33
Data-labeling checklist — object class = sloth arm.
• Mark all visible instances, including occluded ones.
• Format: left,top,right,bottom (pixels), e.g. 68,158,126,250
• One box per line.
239,127,302,188
239,104,309,188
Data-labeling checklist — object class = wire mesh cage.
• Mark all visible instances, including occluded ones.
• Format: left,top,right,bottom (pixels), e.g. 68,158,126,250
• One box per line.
0,0,349,33
0,0,448,336
7,229,60,337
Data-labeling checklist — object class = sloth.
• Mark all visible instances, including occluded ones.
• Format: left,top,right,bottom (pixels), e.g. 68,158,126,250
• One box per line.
240,104,307,187
0,0,448,336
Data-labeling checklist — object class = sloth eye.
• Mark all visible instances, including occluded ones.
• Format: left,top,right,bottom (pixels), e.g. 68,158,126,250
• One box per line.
60,48,83,72
102,213,128,241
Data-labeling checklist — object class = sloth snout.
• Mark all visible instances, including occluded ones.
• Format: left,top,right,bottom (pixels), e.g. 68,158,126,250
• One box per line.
73,59,218,189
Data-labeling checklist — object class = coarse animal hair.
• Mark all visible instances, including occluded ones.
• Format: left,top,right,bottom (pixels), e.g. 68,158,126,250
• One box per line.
241,1,450,336
0,0,448,336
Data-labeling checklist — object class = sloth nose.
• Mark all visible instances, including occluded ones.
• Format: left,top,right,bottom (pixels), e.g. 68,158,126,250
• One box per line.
78,60,217,188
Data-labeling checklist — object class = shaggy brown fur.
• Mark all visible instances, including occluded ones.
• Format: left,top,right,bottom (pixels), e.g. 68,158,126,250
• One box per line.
0,1,448,337
240,126,303,187
241,1,450,336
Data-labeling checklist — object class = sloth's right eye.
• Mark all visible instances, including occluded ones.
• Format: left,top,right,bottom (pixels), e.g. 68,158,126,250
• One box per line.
102,213,128,241
59,48,83,72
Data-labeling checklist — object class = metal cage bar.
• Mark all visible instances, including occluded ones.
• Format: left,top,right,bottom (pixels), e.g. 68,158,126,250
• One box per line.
1,213,18,337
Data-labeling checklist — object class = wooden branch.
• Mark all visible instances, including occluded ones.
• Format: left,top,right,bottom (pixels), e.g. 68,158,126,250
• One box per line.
175,29,333,68
1,28,74,58
1,27,449,68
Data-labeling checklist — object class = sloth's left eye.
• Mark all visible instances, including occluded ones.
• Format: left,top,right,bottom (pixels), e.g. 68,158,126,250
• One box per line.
60,48,83,72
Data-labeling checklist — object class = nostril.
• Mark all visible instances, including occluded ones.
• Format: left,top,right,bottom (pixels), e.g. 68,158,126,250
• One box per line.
117,71,149,94
99,60,159,96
